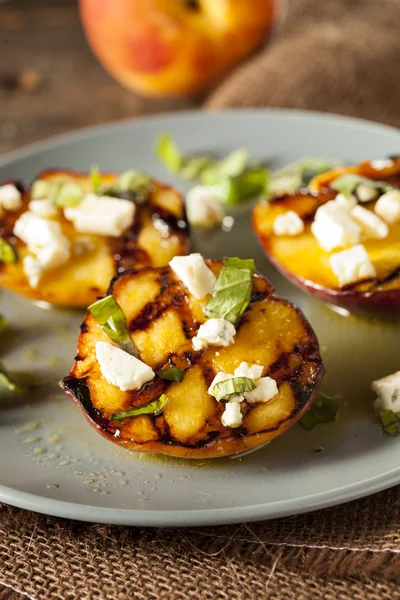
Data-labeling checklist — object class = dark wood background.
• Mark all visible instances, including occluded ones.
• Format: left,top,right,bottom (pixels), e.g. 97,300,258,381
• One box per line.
0,0,199,156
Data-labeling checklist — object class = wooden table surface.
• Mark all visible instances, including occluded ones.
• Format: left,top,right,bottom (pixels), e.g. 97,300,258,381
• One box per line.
0,1,197,598
0,0,199,156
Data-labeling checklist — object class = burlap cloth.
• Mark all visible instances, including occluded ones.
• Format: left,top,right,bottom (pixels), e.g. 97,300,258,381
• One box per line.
1,0,400,598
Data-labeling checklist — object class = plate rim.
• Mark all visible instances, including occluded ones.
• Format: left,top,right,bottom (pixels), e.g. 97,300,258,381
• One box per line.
1,107,400,168
1,466,399,526
1,107,400,526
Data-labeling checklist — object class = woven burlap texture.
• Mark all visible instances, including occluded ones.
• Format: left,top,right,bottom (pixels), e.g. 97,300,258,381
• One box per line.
2,0,400,598
1,487,399,599
206,0,400,129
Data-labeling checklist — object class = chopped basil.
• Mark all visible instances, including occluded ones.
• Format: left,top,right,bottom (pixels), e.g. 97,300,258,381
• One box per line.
155,133,268,203
110,393,169,422
179,156,214,180
100,170,153,202
0,238,17,264
0,361,40,393
0,318,41,393
209,376,255,402
156,367,185,382
88,295,138,358
0,364,24,392
90,165,102,193
31,179,84,207
156,133,183,174
55,182,84,208
201,148,249,185
330,174,392,198
298,393,338,431
266,157,342,198
205,257,255,324
31,179,50,200
210,168,269,205
379,410,400,437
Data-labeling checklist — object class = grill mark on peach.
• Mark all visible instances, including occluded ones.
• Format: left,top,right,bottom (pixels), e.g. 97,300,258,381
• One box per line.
127,288,196,335
377,267,400,286
61,262,324,455
111,202,151,271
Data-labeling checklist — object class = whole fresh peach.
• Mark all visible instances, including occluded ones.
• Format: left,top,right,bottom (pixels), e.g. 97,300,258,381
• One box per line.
79,0,278,97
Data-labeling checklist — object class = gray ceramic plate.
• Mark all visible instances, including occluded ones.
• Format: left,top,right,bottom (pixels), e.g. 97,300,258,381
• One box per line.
0,109,399,527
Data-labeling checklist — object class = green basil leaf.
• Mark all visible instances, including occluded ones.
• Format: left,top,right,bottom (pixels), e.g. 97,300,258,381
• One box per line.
330,174,392,198
224,257,256,273
88,296,138,358
0,238,17,264
211,168,268,205
156,133,183,174
100,170,153,202
299,393,338,431
209,376,255,402
156,367,185,382
265,157,342,198
268,173,303,197
205,257,255,324
379,410,400,437
31,179,84,207
201,148,249,185
31,180,50,200
90,165,102,193
116,170,152,194
179,156,214,181
0,361,41,393
110,393,169,422
0,315,6,334
55,182,84,208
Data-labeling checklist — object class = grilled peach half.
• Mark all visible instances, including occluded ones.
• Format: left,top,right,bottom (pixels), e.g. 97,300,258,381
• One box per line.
253,158,400,316
61,260,324,459
0,170,189,307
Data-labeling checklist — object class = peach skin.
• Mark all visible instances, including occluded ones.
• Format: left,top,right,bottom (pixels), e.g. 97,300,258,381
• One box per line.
79,0,277,97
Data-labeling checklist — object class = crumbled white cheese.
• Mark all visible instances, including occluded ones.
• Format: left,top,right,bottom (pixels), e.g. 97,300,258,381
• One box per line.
374,189,400,224
208,371,232,395
370,159,393,170
273,211,304,236
14,211,63,247
35,239,70,271
311,201,361,251
350,205,389,239
244,377,278,404
334,193,357,211
192,318,236,351
169,253,216,299
95,341,154,392
208,371,244,402
185,185,224,229
221,400,243,428
208,365,277,409
64,193,135,237
372,371,400,413
0,184,22,212
234,362,263,381
355,183,379,203
14,211,70,286
23,255,42,289
221,399,243,428
329,244,376,287
29,199,58,218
